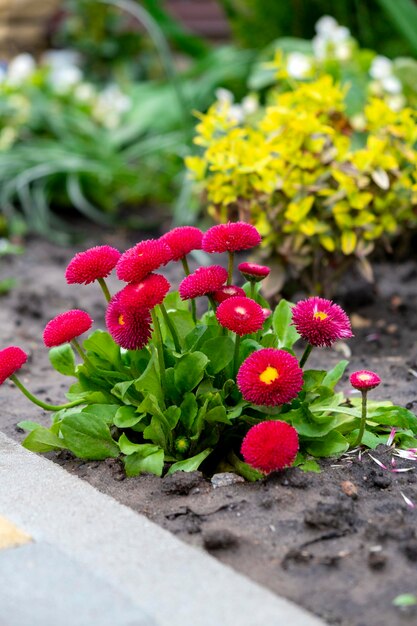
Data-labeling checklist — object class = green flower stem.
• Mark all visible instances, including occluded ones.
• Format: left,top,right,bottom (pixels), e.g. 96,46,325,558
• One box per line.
158,303,181,353
71,338,95,372
233,333,241,376
352,390,368,448
97,277,111,303
151,309,167,389
299,344,313,368
181,256,196,323
249,281,256,301
227,251,234,285
10,374,84,411
181,256,191,276
208,294,218,312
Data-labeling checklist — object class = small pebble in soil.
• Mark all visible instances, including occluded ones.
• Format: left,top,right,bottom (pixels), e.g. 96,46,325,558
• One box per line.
368,545,387,570
211,472,245,489
202,527,239,551
341,480,358,499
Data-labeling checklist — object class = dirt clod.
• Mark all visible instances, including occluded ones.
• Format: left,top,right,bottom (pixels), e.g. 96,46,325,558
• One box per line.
161,471,204,495
203,528,239,551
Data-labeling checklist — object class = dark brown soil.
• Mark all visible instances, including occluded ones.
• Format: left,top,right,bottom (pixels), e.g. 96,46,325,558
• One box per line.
1,227,417,626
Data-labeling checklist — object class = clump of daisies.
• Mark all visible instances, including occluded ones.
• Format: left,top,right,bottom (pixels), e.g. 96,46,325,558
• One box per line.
4,223,417,478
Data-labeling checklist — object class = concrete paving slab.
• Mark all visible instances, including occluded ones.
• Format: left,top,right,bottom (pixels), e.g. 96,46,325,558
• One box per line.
0,542,154,626
0,432,326,626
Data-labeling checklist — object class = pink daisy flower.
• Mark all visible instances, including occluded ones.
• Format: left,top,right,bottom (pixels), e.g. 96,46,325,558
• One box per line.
202,222,261,254
212,285,246,304
216,296,265,336
292,297,353,347
237,348,303,406
350,370,381,391
65,245,121,285
241,420,299,474
0,346,28,385
116,239,172,283
106,295,152,350
160,226,203,261
179,265,228,300
262,308,272,320
238,262,270,282
43,310,93,347
118,273,170,310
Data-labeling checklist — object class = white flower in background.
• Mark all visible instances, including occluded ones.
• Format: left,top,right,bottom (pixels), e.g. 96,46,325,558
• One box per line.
312,16,352,61
386,94,406,111
48,65,83,93
286,52,312,79
315,15,338,36
7,53,36,85
369,55,392,80
215,87,234,104
74,82,96,103
381,75,402,94
241,94,258,116
94,84,131,128
42,49,81,70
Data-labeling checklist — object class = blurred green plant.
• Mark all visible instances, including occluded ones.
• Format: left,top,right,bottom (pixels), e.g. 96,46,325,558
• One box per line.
220,0,417,58
187,19,417,296
0,238,23,294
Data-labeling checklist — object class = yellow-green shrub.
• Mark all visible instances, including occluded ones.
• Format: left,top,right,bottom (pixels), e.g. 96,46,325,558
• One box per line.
187,75,417,295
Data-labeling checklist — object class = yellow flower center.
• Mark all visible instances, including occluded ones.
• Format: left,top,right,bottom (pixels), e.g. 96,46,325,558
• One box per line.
358,373,372,381
313,310,328,321
235,306,247,316
118,314,125,326
259,366,279,385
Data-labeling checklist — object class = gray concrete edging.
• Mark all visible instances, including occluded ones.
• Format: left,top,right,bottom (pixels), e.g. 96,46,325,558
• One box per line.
0,432,326,626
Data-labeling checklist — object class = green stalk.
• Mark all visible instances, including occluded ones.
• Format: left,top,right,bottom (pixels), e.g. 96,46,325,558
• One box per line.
151,309,166,389
352,390,368,448
233,333,241,377
97,277,111,302
71,338,95,372
158,303,181,353
249,281,256,301
10,374,84,411
181,256,196,323
299,344,313,368
208,294,218,312
227,251,234,285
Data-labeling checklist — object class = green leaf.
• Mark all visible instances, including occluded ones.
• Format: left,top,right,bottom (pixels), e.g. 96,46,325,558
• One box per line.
22,427,66,453
111,380,142,406
83,330,121,366
205,405,231,425
60,413,119,460
49,344,76,376
200,336,234,375
393,594,417,607
303,370,326,393
81,404,119,425
289,405,342,438
166,448,212,475
162,309,194,344
367,406,417,434
123,448,164,477
134,358,164,406
272,299,300,349
114,406,144,428
174,352,209,394
180,393,199,432
322,360,348,389
17,420,43,432
306,431,349,457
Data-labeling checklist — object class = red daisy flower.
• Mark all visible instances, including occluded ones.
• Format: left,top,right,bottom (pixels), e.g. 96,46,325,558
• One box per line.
105,295,152,350
216,296,265,336
350,370,381,391
160,226,203,261
179,265,228,300
238,262,271,282
212,285,246,304
262,308,272,320
202,222,261,253
0,346,28,385
116,239,172,283
241,420,299,474
118,273,170,310
292,297,353,347
43,310,93,347
65,245,121,285
237,348,303,406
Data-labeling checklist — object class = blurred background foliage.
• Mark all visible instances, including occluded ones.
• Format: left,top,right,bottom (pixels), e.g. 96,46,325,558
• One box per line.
2,0,417,252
